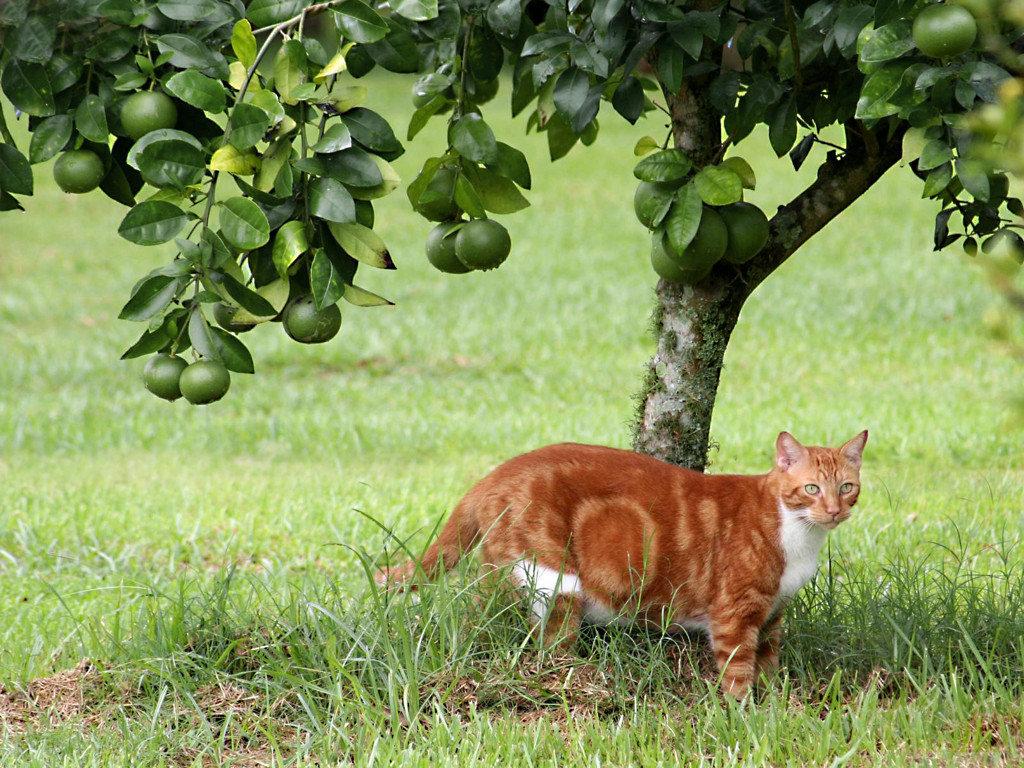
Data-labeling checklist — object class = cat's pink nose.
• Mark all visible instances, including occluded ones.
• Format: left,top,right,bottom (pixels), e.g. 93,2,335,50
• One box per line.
828,509,840,519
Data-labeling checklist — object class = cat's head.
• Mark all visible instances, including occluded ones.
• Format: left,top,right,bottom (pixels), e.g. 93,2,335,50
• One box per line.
773,431,868,530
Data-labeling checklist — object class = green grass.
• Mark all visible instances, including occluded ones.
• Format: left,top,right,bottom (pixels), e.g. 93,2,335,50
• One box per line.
2,70,1024,766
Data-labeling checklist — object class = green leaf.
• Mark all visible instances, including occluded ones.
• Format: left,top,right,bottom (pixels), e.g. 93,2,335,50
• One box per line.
164,70,227,114
312,123,353,153
720,157,756,190
669,23,703,59
339,108,403,157
407,95,447,141
317,148,384,187
612,76,644,124
231,19,258,68
486,143,532,190
246,0,304,27
118,201,189,245
918,140,953,172
213,273,278,317
311,248,346,310
633,148,692,183
634,137,660,156
120,327,173,359
29,114,73,164
391,0,438,22
693,166,743,205
156,34,229,80
454,173,486,218
309,177,356,223
487,0,522,38
464,165,530,214
118,275,181,321
768,95,797,158
656,40,685,93
272,220,309,278
8,14,56,62
137,140,206,190
158,0,222,21
553,67,590,124
228,103,272,150
0,143,32,196
855,64,903,120
231,278,291,323
859,20,914,64
210,145,261,175
210,326,255,373
665,183,703,254
545,114,578,161
127,129,204,170
466,26,504,82
921,162,952,198
955,159,990,203
328,222,395,269
274,38,308,106
835,6,873,57
451,114,498,164
343,282,394,307
1,59,56,116
219,197,271,250
332,1,389,44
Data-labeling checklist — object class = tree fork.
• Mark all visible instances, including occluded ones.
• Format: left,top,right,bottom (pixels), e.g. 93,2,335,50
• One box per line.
634,100,907,469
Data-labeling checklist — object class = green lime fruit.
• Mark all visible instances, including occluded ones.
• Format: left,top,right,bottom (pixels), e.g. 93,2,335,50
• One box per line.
120,91,178,140
143,353,188,401
454,219,512,271
667,205,729,271
53,150,106,194
651,235,710,284
412,73,452,108
718,202,770,264
283,295,342,343
414,167,460,222
213,302,255,333
633,181,678,229
426,222,471,274
912,4,977,58
179,360,231,405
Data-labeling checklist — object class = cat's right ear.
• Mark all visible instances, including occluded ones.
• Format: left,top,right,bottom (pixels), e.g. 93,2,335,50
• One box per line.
775,432,807,470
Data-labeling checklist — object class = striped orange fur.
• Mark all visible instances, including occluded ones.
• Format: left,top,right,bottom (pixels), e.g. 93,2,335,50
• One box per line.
376,431,868,696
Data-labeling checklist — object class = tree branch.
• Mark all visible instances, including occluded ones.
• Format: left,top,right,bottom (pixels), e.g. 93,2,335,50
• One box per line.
734,122,907,296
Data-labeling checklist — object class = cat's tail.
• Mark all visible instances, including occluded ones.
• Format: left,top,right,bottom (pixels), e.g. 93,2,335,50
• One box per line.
374,498,482,589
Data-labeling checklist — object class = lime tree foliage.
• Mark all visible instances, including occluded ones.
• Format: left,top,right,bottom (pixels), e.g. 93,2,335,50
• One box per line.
0,1,1020,462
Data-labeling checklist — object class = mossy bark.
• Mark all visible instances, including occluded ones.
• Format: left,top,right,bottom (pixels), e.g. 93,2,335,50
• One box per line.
633,82,906,470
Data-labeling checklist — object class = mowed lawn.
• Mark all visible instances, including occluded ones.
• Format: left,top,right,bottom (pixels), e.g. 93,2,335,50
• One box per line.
1,71,1023,766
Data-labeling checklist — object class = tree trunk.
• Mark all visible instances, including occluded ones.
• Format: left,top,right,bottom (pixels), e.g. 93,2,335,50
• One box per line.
633,90,906,469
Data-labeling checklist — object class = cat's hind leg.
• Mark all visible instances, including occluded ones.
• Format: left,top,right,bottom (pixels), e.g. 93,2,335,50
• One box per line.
509,559,585,651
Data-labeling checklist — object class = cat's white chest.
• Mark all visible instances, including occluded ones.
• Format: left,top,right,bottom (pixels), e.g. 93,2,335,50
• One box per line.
777,502,829,600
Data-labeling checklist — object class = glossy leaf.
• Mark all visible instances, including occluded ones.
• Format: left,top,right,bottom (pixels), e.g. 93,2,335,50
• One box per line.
228,103,272,150
343,282,394,307
340,108,403,157
245,0,304,27
311,248,345,310
1,59,56,116
137,140,206,189
665,183,703,255
118,275,182,321
231,19,258,68
210,145,261,175
328,222,395,269
312,123,354,153
309,177,356,223
164,70,227,113
720,157,756,190
272,220,309,278
74,94,109,143
219,196,270,250
693,166,743,206
486,143,532,189
0,143,34,196
332,1,389,44
391,0,438,22
118,201,188,245
464,165,530,214
633,148,692,183
29,114,73,164
451,114,498,164
274,39,307,105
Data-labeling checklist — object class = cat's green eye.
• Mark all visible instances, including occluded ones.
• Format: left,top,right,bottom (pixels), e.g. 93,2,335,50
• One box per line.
839,482,854,494
804,484,820,495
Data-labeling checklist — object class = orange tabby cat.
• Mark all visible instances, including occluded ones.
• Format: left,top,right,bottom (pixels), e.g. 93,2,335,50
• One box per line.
377,431,867,696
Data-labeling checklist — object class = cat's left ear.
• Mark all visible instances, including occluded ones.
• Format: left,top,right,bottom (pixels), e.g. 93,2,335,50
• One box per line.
776,432,808,470
840,430,869,468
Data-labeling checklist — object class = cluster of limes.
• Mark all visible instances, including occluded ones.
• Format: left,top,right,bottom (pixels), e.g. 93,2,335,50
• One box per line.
143,354,230,405
52,91,177,194
636,180,770,284
417,165,512,274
